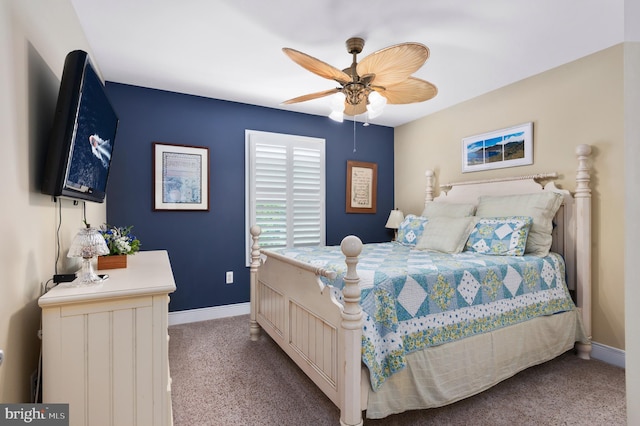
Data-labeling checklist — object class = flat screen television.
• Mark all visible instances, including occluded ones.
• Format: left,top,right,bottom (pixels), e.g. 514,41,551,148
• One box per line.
42,50,119,203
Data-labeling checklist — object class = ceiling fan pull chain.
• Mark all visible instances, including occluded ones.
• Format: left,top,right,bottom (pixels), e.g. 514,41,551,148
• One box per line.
353,118,357,153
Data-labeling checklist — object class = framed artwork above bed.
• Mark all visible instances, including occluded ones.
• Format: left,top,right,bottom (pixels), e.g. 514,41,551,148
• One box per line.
346,160,377,213
462,122,533,173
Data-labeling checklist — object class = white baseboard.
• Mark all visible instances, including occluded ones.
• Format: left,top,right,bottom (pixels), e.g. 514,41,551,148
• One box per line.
591,341,626,369
168,302,250,326
168,304,627,370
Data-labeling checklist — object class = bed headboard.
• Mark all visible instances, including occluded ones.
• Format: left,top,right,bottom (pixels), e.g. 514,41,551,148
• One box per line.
425,171,575,286
423,145,592,349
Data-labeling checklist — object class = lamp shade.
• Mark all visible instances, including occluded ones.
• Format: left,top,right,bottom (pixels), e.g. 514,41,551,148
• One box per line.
67,226,109,285
329,92,346,122
385,209,405,229
367,91,387,119
330,92,346,111
328,110,344,122
68,227,109,259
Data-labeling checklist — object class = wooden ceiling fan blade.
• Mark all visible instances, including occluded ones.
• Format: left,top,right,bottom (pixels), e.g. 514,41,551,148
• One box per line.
357,43,429,87
344,101,367,116
360,73,376,85
282,88,340,105
283,48,352,85
379,77,438,104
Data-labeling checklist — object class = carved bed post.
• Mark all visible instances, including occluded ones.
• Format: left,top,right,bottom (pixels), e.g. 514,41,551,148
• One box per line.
574,144,592,359
249,225,262,341
339,235,364,426
425,169,435,208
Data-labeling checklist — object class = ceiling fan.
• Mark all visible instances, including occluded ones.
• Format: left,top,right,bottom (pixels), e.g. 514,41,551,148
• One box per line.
282,37,437,120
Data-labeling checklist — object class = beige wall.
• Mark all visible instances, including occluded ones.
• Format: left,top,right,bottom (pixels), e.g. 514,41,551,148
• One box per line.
0,0,105,402
624,41,640,425
395,45,625,350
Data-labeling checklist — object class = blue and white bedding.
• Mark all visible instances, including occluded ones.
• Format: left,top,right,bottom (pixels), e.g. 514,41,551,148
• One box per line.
273,242,576,391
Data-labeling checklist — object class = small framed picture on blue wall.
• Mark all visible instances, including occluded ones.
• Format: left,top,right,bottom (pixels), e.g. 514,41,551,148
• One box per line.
153,142,210,211
346,160,377,214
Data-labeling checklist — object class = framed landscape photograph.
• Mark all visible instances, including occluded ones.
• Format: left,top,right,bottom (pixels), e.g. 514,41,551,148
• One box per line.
346,160,377,213
153,142,210,211
462,122,533,173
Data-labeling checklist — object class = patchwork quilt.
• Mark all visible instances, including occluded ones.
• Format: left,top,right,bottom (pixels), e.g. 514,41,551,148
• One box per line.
273,242,576,391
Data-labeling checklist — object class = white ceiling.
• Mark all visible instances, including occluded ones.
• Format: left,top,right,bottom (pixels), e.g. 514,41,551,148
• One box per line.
69,0,624,128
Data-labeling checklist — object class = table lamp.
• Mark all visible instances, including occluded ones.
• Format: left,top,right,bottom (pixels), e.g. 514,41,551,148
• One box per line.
385,209,404,241
67,224,110,285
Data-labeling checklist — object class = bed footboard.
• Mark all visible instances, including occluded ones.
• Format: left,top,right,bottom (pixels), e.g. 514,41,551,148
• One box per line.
249,226,365,426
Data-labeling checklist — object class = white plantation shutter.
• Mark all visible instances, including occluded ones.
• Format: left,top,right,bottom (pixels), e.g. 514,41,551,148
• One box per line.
254,143,288,248
292,147,323,246
246,130,325,259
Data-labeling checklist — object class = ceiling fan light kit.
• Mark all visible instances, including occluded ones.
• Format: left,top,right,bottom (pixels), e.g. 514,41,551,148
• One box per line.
283,37,437,122
366,91,387,119
329,92,347,122
329,109,345,123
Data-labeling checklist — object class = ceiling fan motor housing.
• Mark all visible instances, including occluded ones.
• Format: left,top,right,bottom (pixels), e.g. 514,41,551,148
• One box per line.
343,83,368,105
346,37,365,55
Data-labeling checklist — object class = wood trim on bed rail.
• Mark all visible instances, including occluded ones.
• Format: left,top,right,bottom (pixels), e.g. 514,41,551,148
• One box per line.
258,249,338,280
439,172,559,190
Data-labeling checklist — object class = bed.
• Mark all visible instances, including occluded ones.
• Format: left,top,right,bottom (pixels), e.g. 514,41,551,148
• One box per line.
248,144,592,426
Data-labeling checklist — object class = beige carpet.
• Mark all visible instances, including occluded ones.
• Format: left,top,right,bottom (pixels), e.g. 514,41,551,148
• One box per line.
168,315,626,425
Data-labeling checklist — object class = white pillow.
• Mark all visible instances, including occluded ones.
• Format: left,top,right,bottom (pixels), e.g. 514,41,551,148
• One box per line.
475,192,563,257
415,216,476,254
421,202,476,218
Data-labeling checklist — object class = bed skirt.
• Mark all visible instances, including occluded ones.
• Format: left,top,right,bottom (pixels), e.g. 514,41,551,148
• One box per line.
363,309,586,419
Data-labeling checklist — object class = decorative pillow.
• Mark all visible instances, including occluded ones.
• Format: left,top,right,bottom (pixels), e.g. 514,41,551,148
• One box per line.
421,202,476,218
415,216,476,254
396,214,429,246
465,216,533,256
475,192,563,257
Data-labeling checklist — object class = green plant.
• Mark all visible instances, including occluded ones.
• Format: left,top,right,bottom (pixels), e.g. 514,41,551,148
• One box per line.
99,224,141,256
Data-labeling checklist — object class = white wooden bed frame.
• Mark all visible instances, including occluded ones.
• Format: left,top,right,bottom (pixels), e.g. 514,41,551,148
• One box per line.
249,144,592,426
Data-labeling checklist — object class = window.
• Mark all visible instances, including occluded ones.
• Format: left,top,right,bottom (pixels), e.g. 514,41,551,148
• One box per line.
246,130,325,261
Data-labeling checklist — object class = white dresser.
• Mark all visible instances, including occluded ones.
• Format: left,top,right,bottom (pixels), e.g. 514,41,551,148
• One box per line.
39,250,176,426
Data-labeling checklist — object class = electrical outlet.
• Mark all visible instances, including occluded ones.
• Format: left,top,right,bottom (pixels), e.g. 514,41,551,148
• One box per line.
225,271,233,284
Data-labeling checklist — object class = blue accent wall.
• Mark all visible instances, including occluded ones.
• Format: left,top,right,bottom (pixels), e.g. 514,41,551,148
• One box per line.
104,82,394,312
